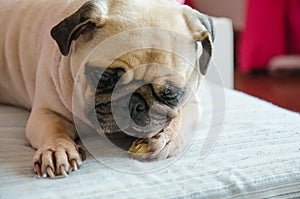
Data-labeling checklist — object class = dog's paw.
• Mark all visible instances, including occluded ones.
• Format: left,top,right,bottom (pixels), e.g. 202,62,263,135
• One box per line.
129,131,184,161
32,140,86,179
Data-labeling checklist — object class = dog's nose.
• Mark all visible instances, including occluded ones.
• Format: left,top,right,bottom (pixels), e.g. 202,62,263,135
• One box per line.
129,94,148,126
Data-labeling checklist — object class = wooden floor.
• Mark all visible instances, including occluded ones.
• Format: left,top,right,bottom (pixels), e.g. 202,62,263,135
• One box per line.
234,69,300,112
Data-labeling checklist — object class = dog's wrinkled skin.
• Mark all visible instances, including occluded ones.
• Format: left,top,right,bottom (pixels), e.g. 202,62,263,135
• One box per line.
0,0,214,178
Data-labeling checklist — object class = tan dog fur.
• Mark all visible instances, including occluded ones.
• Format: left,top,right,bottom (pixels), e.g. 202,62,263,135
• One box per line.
0,0,213,178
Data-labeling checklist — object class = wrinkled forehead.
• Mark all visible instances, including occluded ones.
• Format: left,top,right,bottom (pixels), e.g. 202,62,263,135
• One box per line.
88,48,198,89
87,27,198,71
120,50,191,86
85,28,198,86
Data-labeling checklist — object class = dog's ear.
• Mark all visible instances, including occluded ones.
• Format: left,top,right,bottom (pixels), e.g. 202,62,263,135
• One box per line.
51,1,107,56
183,7,215,75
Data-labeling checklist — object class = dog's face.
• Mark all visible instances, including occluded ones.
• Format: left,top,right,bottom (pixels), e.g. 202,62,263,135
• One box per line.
85,49,192,138
51,0,214,138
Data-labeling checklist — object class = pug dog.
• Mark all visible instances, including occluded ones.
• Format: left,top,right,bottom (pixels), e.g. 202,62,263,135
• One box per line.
0,0,214,178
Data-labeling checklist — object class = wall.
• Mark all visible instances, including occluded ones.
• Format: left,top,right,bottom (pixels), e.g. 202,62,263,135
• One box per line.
191,0,247,31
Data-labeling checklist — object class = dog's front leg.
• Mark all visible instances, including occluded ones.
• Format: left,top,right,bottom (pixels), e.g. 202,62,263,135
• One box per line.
26,108,85,178
129,110,184,161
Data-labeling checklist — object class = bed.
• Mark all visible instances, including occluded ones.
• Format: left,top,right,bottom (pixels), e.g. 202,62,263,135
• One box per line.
1,17,299,198
0,85,300,198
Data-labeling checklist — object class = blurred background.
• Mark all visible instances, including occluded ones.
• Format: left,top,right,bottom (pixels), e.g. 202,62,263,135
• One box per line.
187,0,300,112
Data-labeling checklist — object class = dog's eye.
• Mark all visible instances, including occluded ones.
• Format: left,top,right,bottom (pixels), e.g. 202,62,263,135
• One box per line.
99,72,115,88
85,65,125,93
100,73,111,82
153,83,186,106
97,68,125,93
160,88,185,106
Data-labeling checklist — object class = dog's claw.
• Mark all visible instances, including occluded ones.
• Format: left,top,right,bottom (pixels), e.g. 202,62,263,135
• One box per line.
34,163,42,177
32,142,85,178
60,165,68,177
46,166,55,179
71,160,78,172
135,138,148,145
130,129,183,161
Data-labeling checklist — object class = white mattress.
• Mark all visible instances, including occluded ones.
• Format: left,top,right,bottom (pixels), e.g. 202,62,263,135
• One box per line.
0,88,300,198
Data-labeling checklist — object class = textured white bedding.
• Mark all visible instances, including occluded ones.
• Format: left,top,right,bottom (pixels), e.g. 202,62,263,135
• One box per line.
0,88,299,198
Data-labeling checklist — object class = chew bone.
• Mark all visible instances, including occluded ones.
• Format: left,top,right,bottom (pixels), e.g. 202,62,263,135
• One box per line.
128,139,149,154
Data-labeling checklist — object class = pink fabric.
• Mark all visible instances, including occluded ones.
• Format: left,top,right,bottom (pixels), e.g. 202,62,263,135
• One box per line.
239,0,300,72
176,0,194,7
185,0,194,7
287,0,300,54
176,0,185,4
